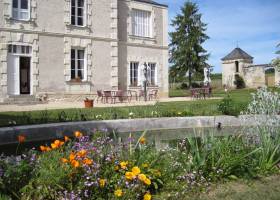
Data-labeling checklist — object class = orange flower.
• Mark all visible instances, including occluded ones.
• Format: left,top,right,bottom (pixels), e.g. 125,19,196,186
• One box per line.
139,137,146,144
17,135,26,143
74,131,83,138
71,160,80,168
77,149,87,158
64,136,70,142
61,158,69,163
69,152,76,161
45,147,52,151
83,158,93,166
51,143,59,149
40,145,47,152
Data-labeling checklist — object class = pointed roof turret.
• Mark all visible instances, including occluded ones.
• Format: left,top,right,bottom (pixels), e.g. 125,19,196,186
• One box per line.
221,47,253,61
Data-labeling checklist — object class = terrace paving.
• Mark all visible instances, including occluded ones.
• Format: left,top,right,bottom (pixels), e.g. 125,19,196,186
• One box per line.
0,97,222,112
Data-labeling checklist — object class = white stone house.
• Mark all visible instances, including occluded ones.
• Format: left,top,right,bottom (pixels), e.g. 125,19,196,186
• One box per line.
222,47,269,88
0,0,169,102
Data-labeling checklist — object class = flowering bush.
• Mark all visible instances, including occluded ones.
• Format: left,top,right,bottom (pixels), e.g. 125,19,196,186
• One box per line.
0,132,165,200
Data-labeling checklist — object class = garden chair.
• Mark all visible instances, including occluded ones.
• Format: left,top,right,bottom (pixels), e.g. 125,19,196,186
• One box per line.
103,90,113,104
148,90,158,101
191,89,200,99
96,90,105,103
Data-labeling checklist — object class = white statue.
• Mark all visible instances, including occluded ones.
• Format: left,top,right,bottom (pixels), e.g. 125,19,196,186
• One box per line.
203,67,211,86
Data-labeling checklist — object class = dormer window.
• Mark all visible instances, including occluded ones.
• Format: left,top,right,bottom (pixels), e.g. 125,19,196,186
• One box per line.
12,0,30,20
71,0,85,26
132,9,152,38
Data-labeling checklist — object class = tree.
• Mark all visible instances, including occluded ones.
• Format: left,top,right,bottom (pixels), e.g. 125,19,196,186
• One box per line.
169,1,209,87
272,43,280,70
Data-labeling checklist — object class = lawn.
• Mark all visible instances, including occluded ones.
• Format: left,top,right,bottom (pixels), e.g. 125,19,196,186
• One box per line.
155,175,280,200
0,88,278,127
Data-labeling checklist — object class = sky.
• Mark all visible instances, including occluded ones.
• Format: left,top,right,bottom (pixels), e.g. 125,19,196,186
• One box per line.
156,0,280,73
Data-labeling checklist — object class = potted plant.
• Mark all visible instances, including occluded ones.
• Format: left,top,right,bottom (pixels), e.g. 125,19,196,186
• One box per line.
84,98,94,108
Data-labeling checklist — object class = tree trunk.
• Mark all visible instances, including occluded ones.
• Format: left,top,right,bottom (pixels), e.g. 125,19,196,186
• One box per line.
189,70,192,88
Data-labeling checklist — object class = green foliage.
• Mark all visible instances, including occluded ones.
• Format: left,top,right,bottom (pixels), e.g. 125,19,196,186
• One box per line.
234,75,246,89
169,1,209,86
217,95,246,116
21,150,73,199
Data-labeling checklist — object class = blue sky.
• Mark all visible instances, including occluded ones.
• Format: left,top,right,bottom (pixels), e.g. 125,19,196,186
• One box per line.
157,0,280,72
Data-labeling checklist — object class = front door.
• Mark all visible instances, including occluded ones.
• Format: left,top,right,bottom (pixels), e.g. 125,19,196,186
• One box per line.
19,57,31,94
7,55,20,95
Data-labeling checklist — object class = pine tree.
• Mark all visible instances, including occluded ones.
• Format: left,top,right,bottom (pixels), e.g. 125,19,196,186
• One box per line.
169,1,209,87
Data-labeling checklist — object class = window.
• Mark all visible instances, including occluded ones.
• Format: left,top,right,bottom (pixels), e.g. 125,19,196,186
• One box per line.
235,61,239,73
71,0,85,26
148,63,156,85
8,45,31,54
130,62,139,86
132,9,152,38
12,0,29,20
71,49,85,80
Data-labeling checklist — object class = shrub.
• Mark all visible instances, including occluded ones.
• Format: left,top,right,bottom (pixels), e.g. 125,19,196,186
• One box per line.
180,82,189,89
234,75,245,89
217,95,245,116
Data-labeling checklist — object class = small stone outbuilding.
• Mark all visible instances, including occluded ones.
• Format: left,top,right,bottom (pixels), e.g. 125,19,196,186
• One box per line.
221,47,268,88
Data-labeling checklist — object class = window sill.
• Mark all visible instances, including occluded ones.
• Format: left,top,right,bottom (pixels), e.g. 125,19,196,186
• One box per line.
66,80,91,85
129,35,156,41
6,17,33,23
66,24,91,30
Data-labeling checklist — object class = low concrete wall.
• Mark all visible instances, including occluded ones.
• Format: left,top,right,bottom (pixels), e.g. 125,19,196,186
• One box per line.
0,116,262,145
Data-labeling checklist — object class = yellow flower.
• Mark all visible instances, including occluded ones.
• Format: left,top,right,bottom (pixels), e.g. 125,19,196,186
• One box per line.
114,189,123,197
153,170,161,177
99,179,106,188
144,178,151,185
139,137,146,144
142,163,149,168
83,158,93,166
132,166,141,176
114,165,120,171
74,131,83,138
71,160,80,168
143,193,152,200
120,161,128,169
138,174,147,182
125,172,136,181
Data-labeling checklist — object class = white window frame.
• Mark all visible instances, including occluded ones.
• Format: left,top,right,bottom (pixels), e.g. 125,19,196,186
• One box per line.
71,0,86,27
148,63,157,86
132,9,152,38
71,48,86,81
130,62,139,86
12,0,30,21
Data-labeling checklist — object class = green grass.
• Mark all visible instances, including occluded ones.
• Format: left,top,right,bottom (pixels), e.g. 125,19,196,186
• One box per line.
155,175,280,200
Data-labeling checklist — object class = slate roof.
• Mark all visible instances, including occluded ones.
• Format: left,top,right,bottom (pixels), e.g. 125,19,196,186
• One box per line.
134,0,168,7
221,47,253,61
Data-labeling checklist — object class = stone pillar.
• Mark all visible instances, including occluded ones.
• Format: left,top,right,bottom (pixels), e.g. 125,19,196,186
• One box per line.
275,68,280,87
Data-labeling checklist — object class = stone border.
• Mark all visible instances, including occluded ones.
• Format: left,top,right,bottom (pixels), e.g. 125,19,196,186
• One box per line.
0,115,264,146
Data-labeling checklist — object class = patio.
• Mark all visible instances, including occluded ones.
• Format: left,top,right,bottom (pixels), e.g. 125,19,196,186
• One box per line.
0,96,221,112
